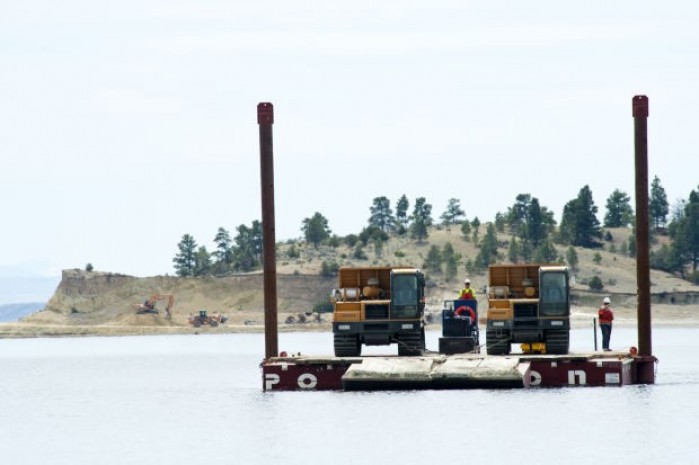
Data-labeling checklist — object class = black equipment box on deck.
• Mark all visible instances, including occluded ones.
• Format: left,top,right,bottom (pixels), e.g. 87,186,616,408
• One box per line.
439,337,476,355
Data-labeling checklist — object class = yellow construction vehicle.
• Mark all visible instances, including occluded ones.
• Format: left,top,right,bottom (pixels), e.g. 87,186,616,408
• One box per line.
332,266,426,357
485,264,570,355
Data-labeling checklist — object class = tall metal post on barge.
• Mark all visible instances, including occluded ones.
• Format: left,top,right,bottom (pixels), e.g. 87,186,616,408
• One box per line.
632,95,655,383
258,102,278,360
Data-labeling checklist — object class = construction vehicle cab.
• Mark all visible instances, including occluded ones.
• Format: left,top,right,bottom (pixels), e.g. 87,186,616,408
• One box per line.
485,264,570,355
332,267,426,357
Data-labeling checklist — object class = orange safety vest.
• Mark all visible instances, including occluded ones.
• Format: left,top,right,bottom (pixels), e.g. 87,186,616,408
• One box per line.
458,287,476,300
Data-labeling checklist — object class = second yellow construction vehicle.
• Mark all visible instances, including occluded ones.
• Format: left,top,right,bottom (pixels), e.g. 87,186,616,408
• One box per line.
485,264,571,355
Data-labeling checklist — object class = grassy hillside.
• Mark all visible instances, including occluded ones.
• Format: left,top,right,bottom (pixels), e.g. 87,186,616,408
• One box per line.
276,225,699,299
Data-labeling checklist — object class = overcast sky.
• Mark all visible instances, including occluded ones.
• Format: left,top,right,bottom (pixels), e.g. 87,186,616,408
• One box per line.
1,1,698,278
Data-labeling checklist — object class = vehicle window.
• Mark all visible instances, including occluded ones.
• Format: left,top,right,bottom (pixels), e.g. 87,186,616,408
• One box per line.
392,275,417,306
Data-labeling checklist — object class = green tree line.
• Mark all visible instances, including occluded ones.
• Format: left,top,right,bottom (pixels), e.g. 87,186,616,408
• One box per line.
172,222,262,277
172,176,699,284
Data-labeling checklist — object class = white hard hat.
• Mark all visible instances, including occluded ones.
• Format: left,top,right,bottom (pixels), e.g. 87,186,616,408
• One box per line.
464,278,471,283
603,297,611,304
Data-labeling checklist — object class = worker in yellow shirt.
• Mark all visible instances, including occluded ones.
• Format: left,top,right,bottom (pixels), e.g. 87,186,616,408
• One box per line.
458,278,476,300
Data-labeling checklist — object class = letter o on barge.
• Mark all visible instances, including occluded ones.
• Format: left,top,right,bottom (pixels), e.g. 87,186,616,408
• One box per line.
297,373,318,389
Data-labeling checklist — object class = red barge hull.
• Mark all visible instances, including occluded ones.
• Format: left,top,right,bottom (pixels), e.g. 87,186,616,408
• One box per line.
261,351,656,391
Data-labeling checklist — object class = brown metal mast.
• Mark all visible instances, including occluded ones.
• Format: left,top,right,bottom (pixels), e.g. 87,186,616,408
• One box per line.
258,102,278,360
632,95,655,383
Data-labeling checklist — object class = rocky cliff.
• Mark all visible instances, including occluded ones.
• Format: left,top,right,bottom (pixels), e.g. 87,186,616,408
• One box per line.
23,269,336,329
9,264,699,338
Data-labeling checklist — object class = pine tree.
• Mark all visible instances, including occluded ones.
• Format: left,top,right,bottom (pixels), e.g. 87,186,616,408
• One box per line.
650,244,684,274
534,239,558,263
395,195,410,234
508,237,520,263
494,212,506,232
442,242,459,281
504,194,552,247
173,234,198,277
566,246,579,271
604,189,634,227
372,236,383,258
520,240,533,262
471,217,481,234
302,212,331,248
425,245,442,273
442,242,456,264
671,188,699,273
460,220,472,242
476,223,499,268
212,227,234,275
194,246,212,276
409,197,433,242
627,234,637,258
588,275,604,291
440,198,466,229
445,255,459,282
650,176,669,232
559,185,602,248
233,224,259,272
368,196,394,233
359,225,388,246
506,193,531,238
251,220,263,262
527,197,548,248
471,217,481,245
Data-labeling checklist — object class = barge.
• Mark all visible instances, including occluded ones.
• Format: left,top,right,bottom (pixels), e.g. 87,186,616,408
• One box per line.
262,350,654,391
256,96,658,391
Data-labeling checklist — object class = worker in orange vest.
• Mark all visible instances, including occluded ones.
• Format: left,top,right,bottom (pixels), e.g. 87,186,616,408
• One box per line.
598,297,614,351
458,278,476,300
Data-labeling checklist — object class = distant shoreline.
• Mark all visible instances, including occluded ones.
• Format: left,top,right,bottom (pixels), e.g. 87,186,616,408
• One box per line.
1,303,697,339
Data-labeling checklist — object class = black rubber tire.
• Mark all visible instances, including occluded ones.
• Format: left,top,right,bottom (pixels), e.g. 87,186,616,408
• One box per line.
397,329,425,356
334,334,361,357
545,330,570,355
486,330,511,355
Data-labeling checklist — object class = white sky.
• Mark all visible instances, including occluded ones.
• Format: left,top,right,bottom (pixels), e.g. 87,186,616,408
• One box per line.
1,1,698,277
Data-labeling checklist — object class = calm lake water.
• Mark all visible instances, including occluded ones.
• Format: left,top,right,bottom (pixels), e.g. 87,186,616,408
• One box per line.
1,327,697,465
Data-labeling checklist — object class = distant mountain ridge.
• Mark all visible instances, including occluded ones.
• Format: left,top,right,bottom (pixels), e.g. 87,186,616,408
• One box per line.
0,302,46,322
0,275,60,305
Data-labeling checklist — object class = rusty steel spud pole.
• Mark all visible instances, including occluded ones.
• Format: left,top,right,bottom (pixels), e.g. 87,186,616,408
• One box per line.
258,102,278,360
632,95,655,383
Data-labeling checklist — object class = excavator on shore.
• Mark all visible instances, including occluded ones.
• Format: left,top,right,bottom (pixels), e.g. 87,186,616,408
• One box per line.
134,294,174,318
